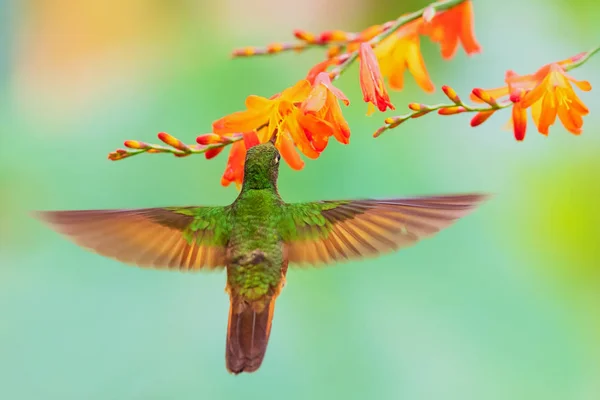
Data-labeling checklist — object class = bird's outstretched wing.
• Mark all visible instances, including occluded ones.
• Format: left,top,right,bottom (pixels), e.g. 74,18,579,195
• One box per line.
279,194,488,267
35,206,232,270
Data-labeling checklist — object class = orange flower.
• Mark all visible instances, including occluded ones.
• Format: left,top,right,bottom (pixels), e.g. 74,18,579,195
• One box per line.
213,79,311,143
301,72,351,146
421,0,480,59
221,140,246,188
520,64,591,135
212,73,350,185
359,43,395,114
373,21,435,93
471,55,591,140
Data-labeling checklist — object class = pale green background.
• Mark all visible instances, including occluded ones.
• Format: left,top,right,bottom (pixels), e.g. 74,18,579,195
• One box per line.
1,0,599,399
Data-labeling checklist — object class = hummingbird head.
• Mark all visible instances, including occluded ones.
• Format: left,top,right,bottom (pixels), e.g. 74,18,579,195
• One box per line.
242,142,281,190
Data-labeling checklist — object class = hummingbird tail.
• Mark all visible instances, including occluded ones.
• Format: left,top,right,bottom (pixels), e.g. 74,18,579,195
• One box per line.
226,295,277,374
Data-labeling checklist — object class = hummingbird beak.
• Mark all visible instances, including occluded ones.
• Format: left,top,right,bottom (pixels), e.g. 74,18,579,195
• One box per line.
269,129,278,144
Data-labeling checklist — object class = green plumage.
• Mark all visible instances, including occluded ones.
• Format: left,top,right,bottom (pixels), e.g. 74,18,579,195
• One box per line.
228,188,283,300
35,141,488,374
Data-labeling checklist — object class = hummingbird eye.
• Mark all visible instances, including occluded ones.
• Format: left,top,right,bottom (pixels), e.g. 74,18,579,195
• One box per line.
274,154,280,164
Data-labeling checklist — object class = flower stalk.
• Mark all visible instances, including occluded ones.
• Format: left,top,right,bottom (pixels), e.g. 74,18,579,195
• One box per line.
374,46,599,139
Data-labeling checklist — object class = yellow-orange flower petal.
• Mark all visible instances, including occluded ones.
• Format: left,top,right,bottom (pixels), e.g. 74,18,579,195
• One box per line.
520,64,591,135
213,108,269,135
277,132,304,170
374,22,434,93
280,79,312,103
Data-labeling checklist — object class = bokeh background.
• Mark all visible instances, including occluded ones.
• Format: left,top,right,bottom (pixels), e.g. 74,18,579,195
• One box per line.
1,0,599,399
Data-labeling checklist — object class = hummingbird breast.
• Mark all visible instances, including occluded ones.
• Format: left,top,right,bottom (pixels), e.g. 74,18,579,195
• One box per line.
226,189,286,302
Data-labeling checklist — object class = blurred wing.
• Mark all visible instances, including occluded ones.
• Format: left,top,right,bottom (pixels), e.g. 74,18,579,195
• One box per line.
35,206,232,270
280,194,488,267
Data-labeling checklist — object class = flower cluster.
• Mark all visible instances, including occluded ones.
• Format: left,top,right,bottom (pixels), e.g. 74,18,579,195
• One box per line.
110,0,479,187
238,0,480,114
211,73,350,186
375,49,596,140
107,0,597,187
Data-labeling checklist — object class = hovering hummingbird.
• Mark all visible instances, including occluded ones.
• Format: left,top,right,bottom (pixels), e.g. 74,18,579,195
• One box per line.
36,142,487,374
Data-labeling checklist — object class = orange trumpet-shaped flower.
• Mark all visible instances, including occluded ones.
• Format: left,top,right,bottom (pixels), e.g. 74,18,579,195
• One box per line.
519,64,591,135
301,72,351,146
373,21,435,94
471,55,591,140
212,73,351,186
359,43,395,114
421,0,480,59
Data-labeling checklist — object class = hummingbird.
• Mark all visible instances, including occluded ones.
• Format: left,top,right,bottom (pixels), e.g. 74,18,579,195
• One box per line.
36,142,487,374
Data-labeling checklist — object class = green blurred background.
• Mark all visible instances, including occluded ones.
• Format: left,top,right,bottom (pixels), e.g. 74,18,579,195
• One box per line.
1,0,599,399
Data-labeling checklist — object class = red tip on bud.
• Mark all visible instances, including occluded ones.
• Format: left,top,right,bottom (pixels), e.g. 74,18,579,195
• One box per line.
108,149,130,161
196,133,223,145
205,146,225,160
266,43,284,54
438,106,466,115
123,140,148,149
408,103,430,112
470,110,496,127
384,116,410,128
471,88,498,107
319,30,349,43
231,46,258,57
158,132,190,152
373,127,386,138
374,115,409,137
442,85,461,104
294,29,317,44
